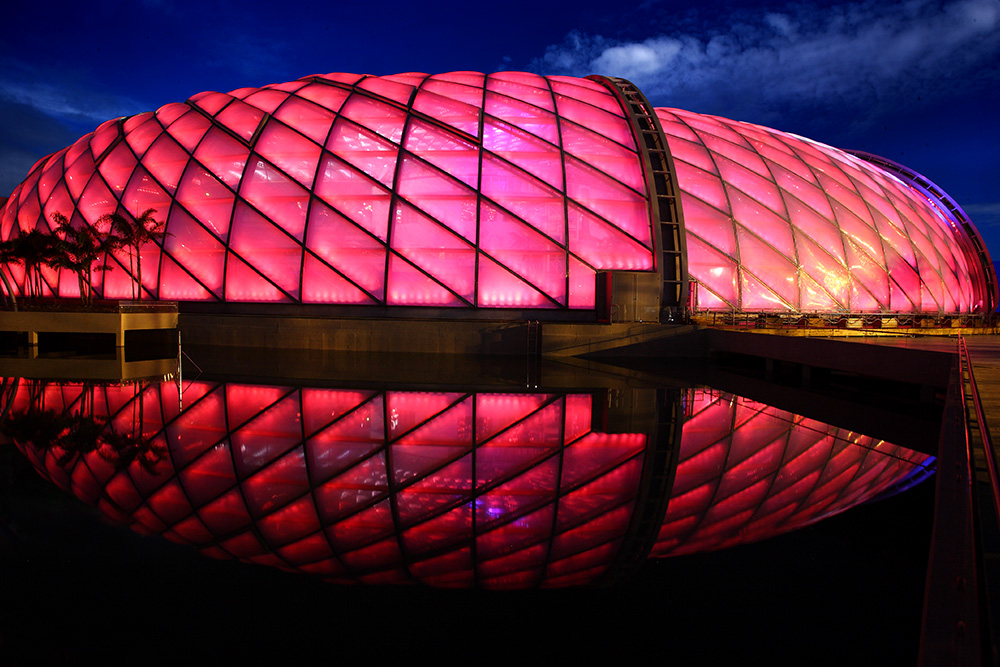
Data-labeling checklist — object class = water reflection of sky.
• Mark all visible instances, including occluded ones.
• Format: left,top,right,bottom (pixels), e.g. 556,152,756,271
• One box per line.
0,375,933,590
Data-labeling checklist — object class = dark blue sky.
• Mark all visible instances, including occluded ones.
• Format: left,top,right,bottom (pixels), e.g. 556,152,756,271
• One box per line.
3,0,998,257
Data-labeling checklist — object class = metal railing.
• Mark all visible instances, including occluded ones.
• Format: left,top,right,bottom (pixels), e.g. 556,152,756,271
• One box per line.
959,336,1000,521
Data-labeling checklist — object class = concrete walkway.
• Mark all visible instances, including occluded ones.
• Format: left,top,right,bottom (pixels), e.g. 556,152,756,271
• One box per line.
844,335,1000,448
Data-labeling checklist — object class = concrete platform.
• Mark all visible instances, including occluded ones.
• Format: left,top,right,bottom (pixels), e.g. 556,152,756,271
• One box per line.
0,302,178,348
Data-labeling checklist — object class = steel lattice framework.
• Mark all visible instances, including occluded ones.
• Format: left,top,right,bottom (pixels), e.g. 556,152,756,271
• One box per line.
657,108,996,314
0,71,993,316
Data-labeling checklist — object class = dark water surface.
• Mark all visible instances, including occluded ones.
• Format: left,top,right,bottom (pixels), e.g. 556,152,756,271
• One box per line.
0,350,935,664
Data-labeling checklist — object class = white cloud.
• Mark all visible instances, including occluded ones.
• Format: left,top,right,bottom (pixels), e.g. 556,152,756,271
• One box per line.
0,80,146,124
0,57,149,125
532,0,1000,127
965,203,1000,229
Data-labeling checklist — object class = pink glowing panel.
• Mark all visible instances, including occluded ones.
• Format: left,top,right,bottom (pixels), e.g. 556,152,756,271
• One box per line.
254,122,322,190
175,165,234,241
313,154,392,241
834,202,884,265
488,72,554,106
273,96,336,145
229,203,303,298
555,97,634,149
239,158,310,240
327,118,399,188
338,95,407,144
123,168,173,217
717,159,786,218
243,89,290,114
166,110,212,153
193,127,249,189
482,117,563,191
295,82,350,116
214,100,265,142
190,91,232,116
124,114,161,156
795,232,849,308
412,89,481,137
89,118,121,159
480,154,566,243
699,132,770,178
396,156,477,243
786,198,844,263
305,201,386,300
41,182,73,224
483,92,560,145
673,161,728,213
682,196,736,256
163,207,225,297
390,202,475,302
564,156,650,248
550,77,623,115
142,135,191,194
358,76,416,105
568,203,653,271
480,203,566,304
159,256,214,300
98,143,138,194
386,253,463,306
561,121,645,193
568,256,596,309
76,176,116,226
403,119,480,189
686,234,739,307
225,253,290,302
63,152,94,201
37,155,66,203
477,255,552,308
846,240,891,310
730,194,795,260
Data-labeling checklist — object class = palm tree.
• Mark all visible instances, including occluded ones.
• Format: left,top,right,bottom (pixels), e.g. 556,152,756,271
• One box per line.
100,208,166,300
50,212,119,306
0,238,19,311
9,228,58,298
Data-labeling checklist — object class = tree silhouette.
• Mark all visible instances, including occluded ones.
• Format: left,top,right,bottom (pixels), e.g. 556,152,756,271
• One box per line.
9,228,59,298
100,209,166,300
0,238,19,311
50,212,119,306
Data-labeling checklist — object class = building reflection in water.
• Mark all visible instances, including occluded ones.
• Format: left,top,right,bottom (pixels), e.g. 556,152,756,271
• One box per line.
0,376,933,589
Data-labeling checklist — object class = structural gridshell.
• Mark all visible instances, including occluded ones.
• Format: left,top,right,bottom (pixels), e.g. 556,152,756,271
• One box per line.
0,71,991,314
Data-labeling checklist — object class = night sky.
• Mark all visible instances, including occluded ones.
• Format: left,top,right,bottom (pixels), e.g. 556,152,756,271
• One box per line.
2,0,998,257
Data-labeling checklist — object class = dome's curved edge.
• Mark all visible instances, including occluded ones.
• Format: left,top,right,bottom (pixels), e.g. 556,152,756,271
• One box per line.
848,149,997,313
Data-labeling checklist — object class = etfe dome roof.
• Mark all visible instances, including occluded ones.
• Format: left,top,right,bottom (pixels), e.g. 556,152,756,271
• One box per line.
0,71,993,315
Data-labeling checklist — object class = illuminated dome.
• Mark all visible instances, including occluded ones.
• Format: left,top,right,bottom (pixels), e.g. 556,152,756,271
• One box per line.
0,71,993,316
